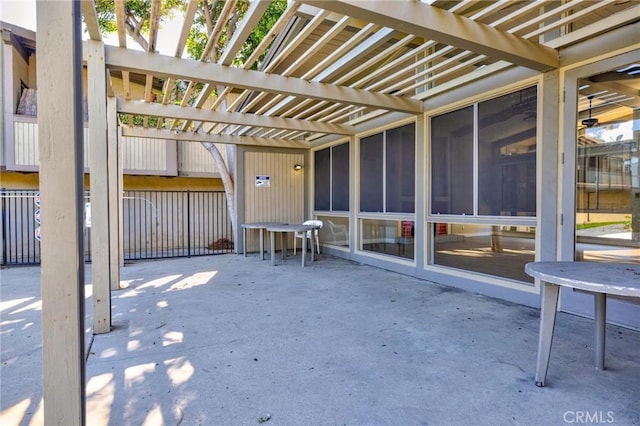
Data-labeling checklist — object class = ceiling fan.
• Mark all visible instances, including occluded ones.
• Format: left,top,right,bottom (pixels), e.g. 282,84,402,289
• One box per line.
581,95,599,128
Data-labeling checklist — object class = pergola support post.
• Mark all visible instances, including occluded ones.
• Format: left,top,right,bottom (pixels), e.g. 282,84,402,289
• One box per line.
107,96,121,289
118,126,125,267
87,39,112,333
36,1,86,423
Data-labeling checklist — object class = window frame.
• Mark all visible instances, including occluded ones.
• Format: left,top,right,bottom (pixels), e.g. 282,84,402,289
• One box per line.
358,122,416,215
313,140,351,213
427,85,539,227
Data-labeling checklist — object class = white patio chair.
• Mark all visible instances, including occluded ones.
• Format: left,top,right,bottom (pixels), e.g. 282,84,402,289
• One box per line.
293,219,323,255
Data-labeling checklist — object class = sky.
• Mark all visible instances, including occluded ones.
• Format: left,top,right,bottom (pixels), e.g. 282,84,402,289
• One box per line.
0,0,182,55
1,1,36,31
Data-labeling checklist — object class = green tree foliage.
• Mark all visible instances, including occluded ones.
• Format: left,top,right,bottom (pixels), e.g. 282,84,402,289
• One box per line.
96,0,287,102
184,0,286,68
96,0,286,66
235,0,286,69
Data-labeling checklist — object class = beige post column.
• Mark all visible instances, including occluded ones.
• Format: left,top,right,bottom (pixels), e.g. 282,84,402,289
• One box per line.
107,96,121,289
36,1,86,423
118,126,125,267
540,70,559,262
87,40,112,333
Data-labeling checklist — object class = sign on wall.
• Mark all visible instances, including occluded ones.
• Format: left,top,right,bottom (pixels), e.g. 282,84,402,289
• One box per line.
255,175,270,187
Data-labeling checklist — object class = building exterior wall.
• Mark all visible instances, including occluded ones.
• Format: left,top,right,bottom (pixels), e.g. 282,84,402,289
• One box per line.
311,49,639,329
241,149,305,252
9,119,220,177
178,141,225,177
122,136,176,175
10,48,29,111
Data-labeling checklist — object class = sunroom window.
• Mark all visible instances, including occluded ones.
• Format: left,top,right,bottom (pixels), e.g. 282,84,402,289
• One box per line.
431,86,537,217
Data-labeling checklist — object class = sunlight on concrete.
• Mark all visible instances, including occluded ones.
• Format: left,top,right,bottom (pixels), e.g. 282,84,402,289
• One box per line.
0,318,24,327
28,398,43,426
120,275,182,297
437,248,494,257
100,347,119,359
86,373,115,426
125,362,156,388
127,339,141,352
162,331,183,347
10,300,42,315
138,275,182,290
0,397,30,425
0,297,34,313
84,283,93,299
166,271,217,292
164,357,194,386
141,404,164,426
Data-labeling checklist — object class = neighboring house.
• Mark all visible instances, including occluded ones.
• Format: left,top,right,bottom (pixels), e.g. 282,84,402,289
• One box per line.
0,21,234,262
1,21,227,188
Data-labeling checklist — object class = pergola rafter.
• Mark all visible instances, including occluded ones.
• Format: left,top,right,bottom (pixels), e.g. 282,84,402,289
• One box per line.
77,0,636,144
301,0,559,71
105,47,425,115
117,99,357,136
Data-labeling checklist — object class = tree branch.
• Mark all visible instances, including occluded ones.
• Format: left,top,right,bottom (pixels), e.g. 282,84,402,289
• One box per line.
125,16,149,51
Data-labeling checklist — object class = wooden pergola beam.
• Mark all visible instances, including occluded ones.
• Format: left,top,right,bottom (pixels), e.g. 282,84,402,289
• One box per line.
81,0,101,41
121,126,309,148
302,0,559,72
105,47,424,114
117,99,357,135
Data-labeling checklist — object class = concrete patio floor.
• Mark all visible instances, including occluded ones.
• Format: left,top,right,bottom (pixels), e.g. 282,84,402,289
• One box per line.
1,253,639,425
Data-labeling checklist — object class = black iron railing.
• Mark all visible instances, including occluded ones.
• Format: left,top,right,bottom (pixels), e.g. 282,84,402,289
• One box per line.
1,189,233,266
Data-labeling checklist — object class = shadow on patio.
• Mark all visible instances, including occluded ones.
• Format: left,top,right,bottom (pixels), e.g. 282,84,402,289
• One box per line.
2,254,639,425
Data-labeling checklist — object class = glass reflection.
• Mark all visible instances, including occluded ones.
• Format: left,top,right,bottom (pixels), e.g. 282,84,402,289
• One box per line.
361,219,414,260
317,215,349,248
575,76,639,264
433,222,535,283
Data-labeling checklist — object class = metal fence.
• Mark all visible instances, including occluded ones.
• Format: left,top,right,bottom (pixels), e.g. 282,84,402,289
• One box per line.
122,190,233,260
1,189,233,266
1,190,42,265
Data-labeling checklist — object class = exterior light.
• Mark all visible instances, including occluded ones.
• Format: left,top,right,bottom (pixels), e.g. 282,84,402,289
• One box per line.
293,164,303,171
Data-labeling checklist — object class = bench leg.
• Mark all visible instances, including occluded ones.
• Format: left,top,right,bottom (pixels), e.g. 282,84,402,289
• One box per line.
301,234,307,267
595,293,606,370
270,231,276,266
281,233,287,260
243,228,247,257
259,229,265,260
535,281,560,387
310,232,315,263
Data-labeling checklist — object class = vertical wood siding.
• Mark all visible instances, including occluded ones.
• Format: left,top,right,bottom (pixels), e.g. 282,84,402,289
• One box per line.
14,121,99,169
243,151,304,251
122,136,167,172
178,141,224,175
12,122,173,175
13,120,38,166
